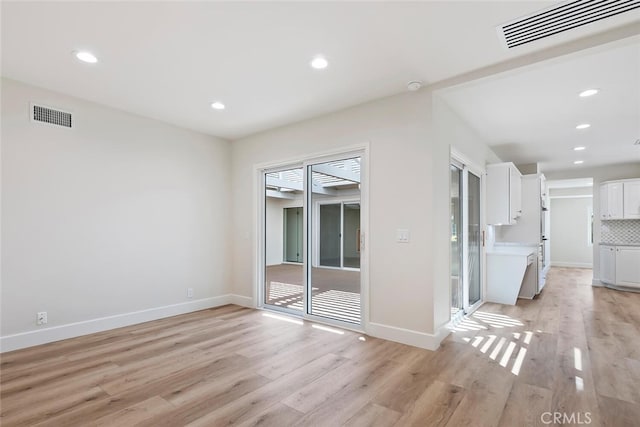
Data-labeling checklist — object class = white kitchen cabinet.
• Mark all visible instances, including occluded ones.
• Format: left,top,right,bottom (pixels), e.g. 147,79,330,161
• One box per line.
487,162,522,225
600,182,623,220
623,181,640,219
615,247,640,288
600,245,616,285
510,166,522,221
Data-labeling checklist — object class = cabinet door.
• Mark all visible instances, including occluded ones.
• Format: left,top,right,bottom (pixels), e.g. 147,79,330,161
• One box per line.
600,246,616,284
487,164,512,225
509,165,522,221
615,247,640,288
608,182,624,219
600,184,609,219
623,181,640,219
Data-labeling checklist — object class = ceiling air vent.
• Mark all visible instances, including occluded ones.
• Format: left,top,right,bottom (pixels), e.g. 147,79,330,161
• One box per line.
31,104,73,128
498,0,640,49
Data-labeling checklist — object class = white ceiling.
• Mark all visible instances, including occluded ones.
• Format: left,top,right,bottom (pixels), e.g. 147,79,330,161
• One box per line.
3,1,639,140
439,37,640,172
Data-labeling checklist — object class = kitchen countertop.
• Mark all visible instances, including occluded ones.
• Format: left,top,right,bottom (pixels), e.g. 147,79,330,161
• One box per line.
599,242,640,247
487,246,536,256
494,242,540,247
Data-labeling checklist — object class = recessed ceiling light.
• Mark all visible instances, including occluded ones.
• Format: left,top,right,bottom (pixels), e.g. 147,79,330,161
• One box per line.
210,101,225,110
576,123,591,130
74,51,98,64
310,56,328,70
574,160,584,165
574,146,586,151
579,89,599,97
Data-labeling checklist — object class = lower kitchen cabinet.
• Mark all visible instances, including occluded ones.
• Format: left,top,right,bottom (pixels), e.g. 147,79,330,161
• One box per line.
600,245,616,285
615,246,640,288
600,245,640,289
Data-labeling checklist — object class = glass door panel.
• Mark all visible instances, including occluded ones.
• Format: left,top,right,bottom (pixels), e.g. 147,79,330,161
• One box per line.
319,204,341,267
468,171,481,306
284,207,302,263
309,157,361,324
343,203,361,269
450,164,463,318
450,159,484,320
264,168,304,312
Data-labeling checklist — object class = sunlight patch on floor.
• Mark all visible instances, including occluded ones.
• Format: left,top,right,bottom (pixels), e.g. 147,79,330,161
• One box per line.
472,311,524,328
262,312,303,325
454,310,535,377
265,281,361,324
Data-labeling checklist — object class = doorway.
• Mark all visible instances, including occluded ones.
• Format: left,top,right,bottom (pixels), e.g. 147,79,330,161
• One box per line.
316,202,361,269
450,157,483,321
262,154,363,326
284,207,303,263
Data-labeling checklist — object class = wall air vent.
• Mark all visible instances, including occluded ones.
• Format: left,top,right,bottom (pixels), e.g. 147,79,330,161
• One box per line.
498,0,640,49
31,104,73,128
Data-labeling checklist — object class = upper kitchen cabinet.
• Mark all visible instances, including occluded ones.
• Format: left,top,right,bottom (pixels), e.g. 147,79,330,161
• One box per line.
600,179,640,220
600,182,623,219
487,162,522,225
623,180,640,219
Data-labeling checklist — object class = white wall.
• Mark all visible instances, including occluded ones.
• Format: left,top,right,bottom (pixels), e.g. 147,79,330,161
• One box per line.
1,78,232,349
546,163,640,281
432,96,501,330
550,193,594,268
265,195,303,266
230,88,498,347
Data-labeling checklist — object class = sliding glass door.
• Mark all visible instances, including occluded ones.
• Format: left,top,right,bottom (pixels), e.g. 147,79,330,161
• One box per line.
468,171,482,307
264,168,305,312
450,158,483,320
262,155,363,326
450,164,464,318
308,158,361,324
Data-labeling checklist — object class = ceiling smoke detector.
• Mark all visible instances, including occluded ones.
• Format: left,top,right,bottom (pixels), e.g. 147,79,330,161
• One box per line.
635,139,640,145
407,81,423,91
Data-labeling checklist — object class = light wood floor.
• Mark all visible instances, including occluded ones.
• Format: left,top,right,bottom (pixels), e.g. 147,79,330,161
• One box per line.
1,267,639,426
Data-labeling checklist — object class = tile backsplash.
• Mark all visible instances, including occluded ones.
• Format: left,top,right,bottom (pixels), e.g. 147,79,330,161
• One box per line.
601,220,640,244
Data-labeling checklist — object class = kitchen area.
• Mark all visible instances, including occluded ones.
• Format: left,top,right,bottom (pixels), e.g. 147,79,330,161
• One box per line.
485,163,640,305
485,162,550,305
599,179,640,290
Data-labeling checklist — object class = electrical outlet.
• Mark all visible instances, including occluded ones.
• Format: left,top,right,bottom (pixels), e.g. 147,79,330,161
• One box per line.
187,288,194,299
37,311,47,325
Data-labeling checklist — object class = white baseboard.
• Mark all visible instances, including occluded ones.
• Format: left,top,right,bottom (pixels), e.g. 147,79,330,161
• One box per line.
592,279,604,287
367,322,450,351
0,295,240,353
551,262,593,269
230,294,255,308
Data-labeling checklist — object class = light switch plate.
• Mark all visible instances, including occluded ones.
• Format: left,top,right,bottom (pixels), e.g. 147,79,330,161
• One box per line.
396,229,410,243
